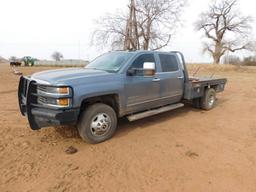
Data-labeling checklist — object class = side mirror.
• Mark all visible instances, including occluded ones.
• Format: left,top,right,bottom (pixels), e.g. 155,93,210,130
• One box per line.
127,68,136,76
143,62,156,77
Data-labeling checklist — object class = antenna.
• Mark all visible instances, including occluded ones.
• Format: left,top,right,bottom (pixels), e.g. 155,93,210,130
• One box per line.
209,71,215,79
192,67,200,77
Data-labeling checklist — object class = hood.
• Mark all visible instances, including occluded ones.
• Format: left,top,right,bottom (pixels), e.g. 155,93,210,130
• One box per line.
31,68,110,84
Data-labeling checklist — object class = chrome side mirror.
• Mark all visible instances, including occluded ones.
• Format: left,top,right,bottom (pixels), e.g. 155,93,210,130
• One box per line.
143,62,156,76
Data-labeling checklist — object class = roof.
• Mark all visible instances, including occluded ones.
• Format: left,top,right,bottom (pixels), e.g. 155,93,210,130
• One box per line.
111,50,176,54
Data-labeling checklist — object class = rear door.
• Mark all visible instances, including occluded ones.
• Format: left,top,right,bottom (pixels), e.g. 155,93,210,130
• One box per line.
156,53,184,105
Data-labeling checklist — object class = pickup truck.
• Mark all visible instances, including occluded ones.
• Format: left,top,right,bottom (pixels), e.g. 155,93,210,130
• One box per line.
18,51,227,143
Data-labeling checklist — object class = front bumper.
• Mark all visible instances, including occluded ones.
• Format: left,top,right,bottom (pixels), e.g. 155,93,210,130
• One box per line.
30,107,79,129
18,76,79,130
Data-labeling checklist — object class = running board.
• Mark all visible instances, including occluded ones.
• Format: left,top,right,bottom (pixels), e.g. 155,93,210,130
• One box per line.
127,103,184,122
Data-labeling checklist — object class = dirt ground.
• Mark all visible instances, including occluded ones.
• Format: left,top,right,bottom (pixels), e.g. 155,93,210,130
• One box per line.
0,63,256,192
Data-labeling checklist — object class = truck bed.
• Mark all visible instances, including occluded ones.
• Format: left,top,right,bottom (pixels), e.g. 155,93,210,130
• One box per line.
183,77,227,100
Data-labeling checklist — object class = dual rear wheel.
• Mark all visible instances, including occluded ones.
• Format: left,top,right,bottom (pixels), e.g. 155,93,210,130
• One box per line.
193,88,216,110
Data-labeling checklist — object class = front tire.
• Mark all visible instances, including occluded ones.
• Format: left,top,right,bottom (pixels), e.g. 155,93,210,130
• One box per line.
78,103,117,144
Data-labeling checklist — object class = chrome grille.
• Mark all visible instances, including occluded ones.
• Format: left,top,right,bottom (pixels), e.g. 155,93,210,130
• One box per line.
37,85,47,93
37,96,47,105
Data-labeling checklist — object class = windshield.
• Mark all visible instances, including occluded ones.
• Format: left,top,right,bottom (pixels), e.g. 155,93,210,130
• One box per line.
85,52,133,72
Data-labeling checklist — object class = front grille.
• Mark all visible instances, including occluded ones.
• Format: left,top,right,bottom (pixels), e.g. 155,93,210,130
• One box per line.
37,96,47,105
37,96,61,107
37,85,47,93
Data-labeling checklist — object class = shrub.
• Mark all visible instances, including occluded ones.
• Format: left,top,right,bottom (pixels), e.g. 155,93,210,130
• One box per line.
222,55,241,65
242,56,256,66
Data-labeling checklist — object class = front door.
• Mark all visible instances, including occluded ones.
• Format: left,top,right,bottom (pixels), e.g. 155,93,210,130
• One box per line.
124,53,161,113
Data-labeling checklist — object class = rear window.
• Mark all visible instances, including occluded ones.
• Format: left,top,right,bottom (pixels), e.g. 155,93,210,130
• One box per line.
159,54,179,72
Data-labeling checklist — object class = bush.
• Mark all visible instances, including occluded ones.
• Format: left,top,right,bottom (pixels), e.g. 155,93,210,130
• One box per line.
222,55,256,66
222,55,241,65
242,56,256,66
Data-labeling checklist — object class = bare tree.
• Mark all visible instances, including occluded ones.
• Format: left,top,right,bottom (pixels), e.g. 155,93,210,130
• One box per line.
9,56,18,61
51,51,63,61
92,0,186,51
195,0,253,64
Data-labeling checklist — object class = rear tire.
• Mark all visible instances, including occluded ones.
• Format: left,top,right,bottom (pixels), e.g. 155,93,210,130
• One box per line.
200,88,216,110
78,103,117,144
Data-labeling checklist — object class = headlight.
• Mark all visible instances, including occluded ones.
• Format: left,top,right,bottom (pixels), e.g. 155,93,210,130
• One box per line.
37,85,72,108
57,87,70,95
37,85,71,96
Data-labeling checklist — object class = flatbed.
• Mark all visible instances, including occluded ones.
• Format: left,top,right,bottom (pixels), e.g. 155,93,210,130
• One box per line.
184,77,227,100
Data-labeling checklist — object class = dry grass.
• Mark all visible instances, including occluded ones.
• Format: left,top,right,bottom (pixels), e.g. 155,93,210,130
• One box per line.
187,63,256,74
1,63,256,192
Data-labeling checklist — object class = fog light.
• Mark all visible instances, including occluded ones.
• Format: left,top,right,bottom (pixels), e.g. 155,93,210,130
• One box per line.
57,98,69,106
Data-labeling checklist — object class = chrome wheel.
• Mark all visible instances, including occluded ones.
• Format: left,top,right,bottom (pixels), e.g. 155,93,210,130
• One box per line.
208,95,215,107
90,113,112,137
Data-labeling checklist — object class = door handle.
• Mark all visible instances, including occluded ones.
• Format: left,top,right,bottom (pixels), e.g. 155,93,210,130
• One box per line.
152,78,160,82
177,76,184,79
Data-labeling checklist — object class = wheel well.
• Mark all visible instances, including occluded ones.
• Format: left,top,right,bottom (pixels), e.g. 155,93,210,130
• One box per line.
79,94,120,117
211,85,218,91
205,85,218,91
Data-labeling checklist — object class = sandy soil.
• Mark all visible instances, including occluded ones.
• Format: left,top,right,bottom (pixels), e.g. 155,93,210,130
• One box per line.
0,63,256,192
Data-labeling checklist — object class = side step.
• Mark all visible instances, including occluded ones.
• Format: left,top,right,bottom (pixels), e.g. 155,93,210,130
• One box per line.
127,103,184,122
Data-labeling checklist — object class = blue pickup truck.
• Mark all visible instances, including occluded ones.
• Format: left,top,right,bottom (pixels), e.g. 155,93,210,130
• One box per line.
18,51,227,143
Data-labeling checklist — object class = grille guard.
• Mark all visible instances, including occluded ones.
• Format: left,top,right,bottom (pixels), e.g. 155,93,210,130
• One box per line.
18,76,76,130
18,76,40,129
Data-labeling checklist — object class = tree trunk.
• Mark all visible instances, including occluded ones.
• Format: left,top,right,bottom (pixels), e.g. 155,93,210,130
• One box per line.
142,17,151,50
143,39,149,50
213,42,222,64
213,55,221,64
123,0,139,50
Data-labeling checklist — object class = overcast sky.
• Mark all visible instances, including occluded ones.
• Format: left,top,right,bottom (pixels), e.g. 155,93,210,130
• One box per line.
0,0,255,62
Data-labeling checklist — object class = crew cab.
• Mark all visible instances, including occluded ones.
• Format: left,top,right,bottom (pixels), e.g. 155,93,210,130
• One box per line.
18,51,227,143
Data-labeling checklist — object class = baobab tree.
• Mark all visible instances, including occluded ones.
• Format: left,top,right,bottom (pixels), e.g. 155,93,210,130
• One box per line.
195,0,253,64
92,0,186,51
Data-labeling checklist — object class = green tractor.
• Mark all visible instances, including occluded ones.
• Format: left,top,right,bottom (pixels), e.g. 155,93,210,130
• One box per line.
22,56,37,67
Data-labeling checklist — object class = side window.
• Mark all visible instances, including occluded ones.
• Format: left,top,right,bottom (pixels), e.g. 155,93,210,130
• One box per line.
159,54,179,72
129,54,155,76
